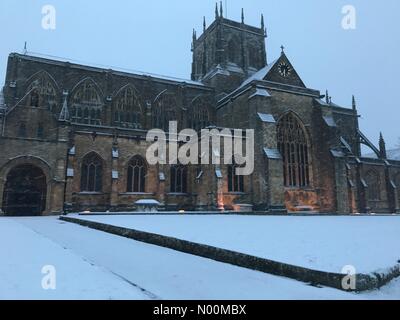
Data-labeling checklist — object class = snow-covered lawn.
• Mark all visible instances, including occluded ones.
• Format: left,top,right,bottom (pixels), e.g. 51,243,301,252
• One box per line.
0,216,365,300
0,218,150,300
71,214,400,274
1,216,399,300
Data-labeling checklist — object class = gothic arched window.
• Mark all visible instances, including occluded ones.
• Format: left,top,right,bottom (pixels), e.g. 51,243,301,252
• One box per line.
71,79,103,125
365,170,381,201
30,90,39,107
26,71,58,109
152,93,177,131
127,156,147,193
228,160,244,193
227,39,239,64
247,44,260,69
114,86,142,129
170,164,188,193
80,153,103,192
277,113,311,187
191,97,210,131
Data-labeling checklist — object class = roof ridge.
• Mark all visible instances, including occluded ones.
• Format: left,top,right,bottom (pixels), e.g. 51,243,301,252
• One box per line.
15,51,205,86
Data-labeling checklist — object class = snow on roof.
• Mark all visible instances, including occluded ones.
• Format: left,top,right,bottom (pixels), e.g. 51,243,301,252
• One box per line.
135,199,161,205
323,116,337,127
18,52,205,87
112,170,119,179
237,59,278,91
340,137,353,153
249,88,271,100
112,148,119,159
263,148,282,159
257,113,276,123
314,99,330,107
330,149,345,158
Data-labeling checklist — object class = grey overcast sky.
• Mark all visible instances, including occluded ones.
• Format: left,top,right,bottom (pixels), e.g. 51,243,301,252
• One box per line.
0,0,399,149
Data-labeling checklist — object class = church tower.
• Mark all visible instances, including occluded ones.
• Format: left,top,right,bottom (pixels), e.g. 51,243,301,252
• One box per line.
191,4,267,94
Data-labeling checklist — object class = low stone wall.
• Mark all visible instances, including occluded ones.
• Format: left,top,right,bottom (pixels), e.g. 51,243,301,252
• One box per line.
60,216,400,292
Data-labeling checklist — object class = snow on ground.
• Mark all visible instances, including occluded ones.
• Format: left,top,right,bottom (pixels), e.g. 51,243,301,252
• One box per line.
0,216,368,300
0,218,150,300
72,214,400,274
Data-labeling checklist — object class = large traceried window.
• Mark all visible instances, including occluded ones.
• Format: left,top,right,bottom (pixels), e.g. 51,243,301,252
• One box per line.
26,71,58,110
228,160,244,193
277,113,311,188
114,85,142,129
170,164,188,193
127,156,146,193
365,170,381,201
71,79,103,125
152,92,177,131
80,153,103,192
191,97,210,131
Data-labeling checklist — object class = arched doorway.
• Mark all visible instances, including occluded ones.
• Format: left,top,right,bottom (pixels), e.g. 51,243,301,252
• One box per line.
2,164,47,216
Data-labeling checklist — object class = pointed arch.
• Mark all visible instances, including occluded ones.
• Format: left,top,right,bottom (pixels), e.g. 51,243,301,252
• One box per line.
227,156,245,193
127,155,147,193
113,84,143,129
25,70,60,90
247,41,260,69
365,170,381,201
277,111,311,188
152,90,178,131
227,36,240,64
70,78,103,125
80,152,103,192
170,163,188,193
25,70,59,110
190,95,212,131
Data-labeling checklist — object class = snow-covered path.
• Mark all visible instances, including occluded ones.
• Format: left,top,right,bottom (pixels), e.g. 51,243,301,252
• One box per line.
1,216,399,299
0,218,151,300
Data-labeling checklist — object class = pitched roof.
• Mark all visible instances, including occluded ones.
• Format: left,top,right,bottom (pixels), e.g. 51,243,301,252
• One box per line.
237,59,279,90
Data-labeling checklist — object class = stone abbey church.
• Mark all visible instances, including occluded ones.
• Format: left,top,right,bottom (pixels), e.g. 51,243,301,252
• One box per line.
0,7,399,216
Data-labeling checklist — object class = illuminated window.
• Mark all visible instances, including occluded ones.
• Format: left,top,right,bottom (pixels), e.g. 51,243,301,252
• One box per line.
228,160,244,192
277,113,311,187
